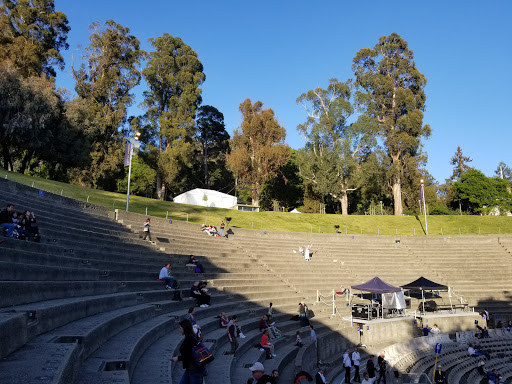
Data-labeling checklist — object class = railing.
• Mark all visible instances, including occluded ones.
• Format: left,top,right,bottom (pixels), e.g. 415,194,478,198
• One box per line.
315,288,350,316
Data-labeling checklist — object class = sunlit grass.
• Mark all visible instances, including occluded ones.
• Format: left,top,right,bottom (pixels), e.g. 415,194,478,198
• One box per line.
2,170,511,235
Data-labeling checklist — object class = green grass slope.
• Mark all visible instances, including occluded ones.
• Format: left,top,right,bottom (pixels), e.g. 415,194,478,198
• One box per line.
2,170,511,235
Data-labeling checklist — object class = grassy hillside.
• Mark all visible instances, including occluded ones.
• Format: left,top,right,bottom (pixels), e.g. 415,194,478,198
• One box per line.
2,170,511,235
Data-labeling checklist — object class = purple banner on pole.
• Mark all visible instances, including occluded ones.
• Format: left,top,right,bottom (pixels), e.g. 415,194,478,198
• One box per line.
419,186,424,203
124,142,131,167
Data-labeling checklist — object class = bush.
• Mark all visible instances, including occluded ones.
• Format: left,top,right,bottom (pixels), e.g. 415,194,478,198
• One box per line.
429,205,451,215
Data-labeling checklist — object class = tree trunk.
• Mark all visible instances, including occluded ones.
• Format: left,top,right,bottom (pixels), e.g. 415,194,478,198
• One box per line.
19,150,33,174
204,143,208,188
156,172,165,200
340,191,348,215
392,177,403,216
2,142,10,170
252,183,259,206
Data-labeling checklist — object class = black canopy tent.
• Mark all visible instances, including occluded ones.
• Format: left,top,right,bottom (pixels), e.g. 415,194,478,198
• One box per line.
401,276,449,313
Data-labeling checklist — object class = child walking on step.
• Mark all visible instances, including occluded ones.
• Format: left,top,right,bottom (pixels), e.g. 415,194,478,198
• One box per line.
143,218,152,241
295,331,303,347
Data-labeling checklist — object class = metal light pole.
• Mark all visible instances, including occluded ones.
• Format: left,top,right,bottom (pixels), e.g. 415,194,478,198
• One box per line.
421,179,428,235
126,132,141,212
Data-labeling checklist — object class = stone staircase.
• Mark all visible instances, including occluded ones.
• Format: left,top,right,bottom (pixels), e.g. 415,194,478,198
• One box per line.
1,177,511,384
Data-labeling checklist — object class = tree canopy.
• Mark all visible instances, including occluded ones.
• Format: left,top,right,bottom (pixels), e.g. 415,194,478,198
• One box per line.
4,9,511,218
71,20,145,190
452,169,512,215
450,146,472,179
353,32,431,216
142,33,205,199
296,79,377,215
226,99,290,205
195,105,231,189
0,0,69,78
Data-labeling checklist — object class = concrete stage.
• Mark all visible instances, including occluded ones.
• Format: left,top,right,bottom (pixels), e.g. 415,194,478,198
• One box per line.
348,311,482,346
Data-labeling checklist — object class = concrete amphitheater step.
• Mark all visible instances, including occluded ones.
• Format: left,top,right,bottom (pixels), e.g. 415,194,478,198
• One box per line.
0,289,194,352
0,195,126,229
0,281,168,307
131,306,299,384
0,192,113,225
0,295,205,383
0,236,167,266
0,182,110,218
77,298,262,384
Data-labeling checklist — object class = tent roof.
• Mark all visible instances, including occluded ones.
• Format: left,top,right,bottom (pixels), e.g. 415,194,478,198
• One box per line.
400,276,448,291
175,188,235,199
351,277,401,293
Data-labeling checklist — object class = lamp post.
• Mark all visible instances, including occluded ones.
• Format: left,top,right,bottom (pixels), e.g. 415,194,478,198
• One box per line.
420,179,428,235
126,132,141,211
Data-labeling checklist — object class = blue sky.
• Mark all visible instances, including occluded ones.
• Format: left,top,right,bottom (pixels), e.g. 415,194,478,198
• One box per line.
54,0,511,184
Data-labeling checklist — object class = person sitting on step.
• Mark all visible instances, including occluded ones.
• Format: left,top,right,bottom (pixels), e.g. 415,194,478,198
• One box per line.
198,281,211,307
0,203,15,238
260,329,276,358
220,312,229,328
190,281,202,306
159,263,175,289
20,210,40,242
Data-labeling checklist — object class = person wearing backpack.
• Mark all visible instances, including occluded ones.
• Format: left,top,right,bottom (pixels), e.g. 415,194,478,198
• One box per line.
171,319,205,384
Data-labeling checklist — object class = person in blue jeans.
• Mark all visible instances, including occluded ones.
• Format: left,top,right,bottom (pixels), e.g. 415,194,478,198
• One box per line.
159,263,174,289
171,319,205,384
0,204,15,237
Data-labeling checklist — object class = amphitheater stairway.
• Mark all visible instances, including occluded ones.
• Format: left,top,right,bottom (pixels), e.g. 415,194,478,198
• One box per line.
2,178,512,384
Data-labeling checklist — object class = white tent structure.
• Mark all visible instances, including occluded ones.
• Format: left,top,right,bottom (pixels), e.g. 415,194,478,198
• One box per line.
173,188,237,209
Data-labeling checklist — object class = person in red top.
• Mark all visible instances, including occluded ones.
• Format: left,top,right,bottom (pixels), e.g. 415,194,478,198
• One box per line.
261,329,276,357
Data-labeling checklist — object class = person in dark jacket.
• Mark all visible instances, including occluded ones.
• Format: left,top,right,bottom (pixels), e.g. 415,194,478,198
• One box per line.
0,204,15,238
366,355,376,379
434,365,447,384
171,319,205,384
377,352,386,384
316,366,327,384
20,210,40,241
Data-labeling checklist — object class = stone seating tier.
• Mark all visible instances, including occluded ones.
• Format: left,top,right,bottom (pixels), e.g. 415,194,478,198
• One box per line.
1,180,512,384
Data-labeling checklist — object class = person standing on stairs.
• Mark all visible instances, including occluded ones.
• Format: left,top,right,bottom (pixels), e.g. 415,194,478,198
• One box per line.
220,220,225,237
316,366,327,384
352,347,361,383
227,315,239,356
171,319,205,384
376,352,387,384
143,218,152,242
343,349,352,383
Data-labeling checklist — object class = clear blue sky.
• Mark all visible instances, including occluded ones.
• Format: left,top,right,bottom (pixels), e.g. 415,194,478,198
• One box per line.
54,0,511,184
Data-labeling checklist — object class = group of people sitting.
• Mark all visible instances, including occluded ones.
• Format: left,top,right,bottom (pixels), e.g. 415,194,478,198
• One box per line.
201,224,220,237
477,358,504,383
475,325,491,339
258,313,281,359
468,341,491,360
0,203,40,241
190,281,211,307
